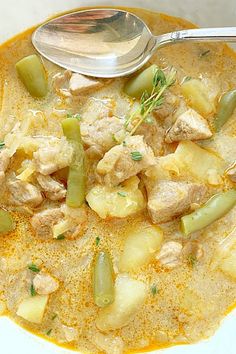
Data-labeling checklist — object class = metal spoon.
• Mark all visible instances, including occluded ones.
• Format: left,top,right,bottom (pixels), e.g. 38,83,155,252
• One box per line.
32,8,236,78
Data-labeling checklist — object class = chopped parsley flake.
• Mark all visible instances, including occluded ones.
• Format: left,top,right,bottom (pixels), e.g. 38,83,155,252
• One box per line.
151,284,158,296
46,329,52,336
67,113,82,120
0,141,5,149
56,234,65,240
112,134,119,143
200,49,211,58
144,116,154,125
28,264,40,273
188,254,197,267
30,284,36,297
95,237,100,246
184,76,192,82
117,191,127,197
131,151,143,161
52,314,57,320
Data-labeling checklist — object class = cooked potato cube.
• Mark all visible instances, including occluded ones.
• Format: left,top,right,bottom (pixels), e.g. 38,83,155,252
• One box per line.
16,295,48,324
119,224,163,272
174,141,225,183
181,79,214,116
86,176,145,219
96,275,148,331
219,248,236,279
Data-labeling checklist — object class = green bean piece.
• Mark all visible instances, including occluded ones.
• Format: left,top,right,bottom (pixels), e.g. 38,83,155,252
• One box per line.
15,54,48,98
0,209,15,233
181,189,236,236
62,118,85,208
93,251,115,308
124,64,158,98
214,89,236,131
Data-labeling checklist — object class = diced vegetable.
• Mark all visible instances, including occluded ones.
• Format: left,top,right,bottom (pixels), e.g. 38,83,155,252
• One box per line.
62,117,85,208
93,251,114,308
119,224,163,272
174,141,225,183
212,227,236,279
219,248,236,279
96,275,147,331
181,189,236,236
86,176,145,219
16,295,48,324
124,64,158,98
211,227,236,270
214,89,236,131
181,78,214,116
0,209,15,233
15,54,48,98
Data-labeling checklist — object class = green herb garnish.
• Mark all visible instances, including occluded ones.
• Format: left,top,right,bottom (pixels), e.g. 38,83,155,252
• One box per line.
51,314,57,320
46,329,52,336
117,191,127,197
0,141,5,149
151,284,158,296
28,264,40,273
95,236,100,246
200,49,211,58
122,140,127,147
67,113,81,120
30,284,36,297
188,254,197,267
125,67,176,134
56,234,65,240
144,116,154,124
131,151,143,161
112,133,119,143
184,76,192,82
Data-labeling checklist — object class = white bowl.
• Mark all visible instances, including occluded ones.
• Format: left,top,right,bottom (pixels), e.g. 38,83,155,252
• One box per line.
1,1,236,353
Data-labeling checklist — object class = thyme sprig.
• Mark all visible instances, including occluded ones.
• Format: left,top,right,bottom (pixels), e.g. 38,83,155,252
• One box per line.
125,67,176,135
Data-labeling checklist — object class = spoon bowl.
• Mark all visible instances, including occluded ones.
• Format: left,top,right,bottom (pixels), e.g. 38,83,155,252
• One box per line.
32,8,236,78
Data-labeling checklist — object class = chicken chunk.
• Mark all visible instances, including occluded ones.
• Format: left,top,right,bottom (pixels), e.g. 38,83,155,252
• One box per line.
90,331,124,354
62,325,78,342
182,241,204,262
33,272,59,295
97,135,156,186
0,148,10,184
154,91,180,120
156,241,183,268
165,109,212,143
69,73,102,95
136,118,165,156
52,204,88,239
31,208,63,238
33,137,73,175
145,180,207,223
37,174,66,201
7,178,43,207
226,162,236,182
53,70,72,97
81,116,126,154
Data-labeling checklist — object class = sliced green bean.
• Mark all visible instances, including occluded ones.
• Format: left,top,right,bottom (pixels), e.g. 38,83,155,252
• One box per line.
62,118,85,208
124,64,158,98
15,54,48,98
93,251,114,308
181,189,236,236
214,89,236,131
0,209,15,233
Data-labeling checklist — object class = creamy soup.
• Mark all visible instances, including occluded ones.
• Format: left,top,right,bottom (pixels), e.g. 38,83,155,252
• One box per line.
1,6,236,354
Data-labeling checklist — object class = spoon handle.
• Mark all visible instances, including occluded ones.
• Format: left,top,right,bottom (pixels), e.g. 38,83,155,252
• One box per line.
156,27,236,48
